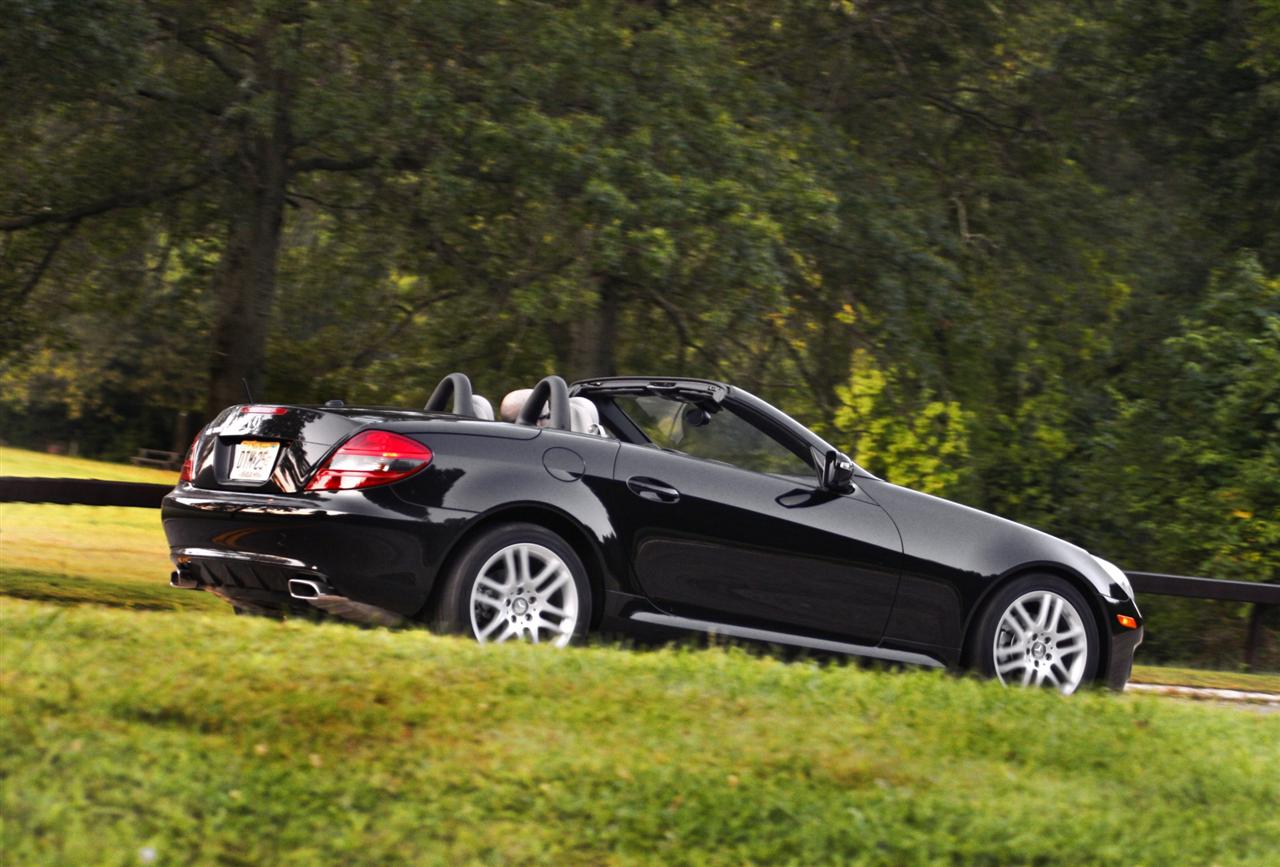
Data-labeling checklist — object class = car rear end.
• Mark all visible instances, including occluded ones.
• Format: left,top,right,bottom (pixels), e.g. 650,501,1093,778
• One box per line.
162,404,476,622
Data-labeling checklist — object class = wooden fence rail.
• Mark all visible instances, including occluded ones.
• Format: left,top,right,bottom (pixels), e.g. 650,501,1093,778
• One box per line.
1127,572,1279,669
0,476,171,509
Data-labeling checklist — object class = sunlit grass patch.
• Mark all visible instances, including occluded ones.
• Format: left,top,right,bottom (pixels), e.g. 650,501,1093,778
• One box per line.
2,598,1278,865
0,445,179,485
1,503,172,587
1,446,177,605
1131,664,1280,694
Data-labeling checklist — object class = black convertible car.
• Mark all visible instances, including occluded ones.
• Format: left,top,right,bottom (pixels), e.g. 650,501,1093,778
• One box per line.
163,373,1143,693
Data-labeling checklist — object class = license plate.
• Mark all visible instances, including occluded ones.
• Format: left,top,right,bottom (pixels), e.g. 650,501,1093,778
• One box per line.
230,440,280,482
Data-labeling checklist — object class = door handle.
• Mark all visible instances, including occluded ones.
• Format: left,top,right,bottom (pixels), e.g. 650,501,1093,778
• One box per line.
626,476,681,504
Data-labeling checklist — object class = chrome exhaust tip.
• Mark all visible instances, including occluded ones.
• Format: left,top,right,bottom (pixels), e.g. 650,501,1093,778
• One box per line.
287,578,326,599
170,570,200,590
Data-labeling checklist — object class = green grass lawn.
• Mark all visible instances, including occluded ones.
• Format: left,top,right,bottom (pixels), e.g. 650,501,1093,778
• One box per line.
0,446,218,612
0,445,179,485
2,448,1279,863
3,597,1278,866
1131,664,1280,694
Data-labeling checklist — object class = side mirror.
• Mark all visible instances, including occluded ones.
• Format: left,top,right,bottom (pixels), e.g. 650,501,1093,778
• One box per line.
821,450,857,494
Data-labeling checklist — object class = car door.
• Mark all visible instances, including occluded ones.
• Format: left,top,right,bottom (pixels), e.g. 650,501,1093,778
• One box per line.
607,395,903,644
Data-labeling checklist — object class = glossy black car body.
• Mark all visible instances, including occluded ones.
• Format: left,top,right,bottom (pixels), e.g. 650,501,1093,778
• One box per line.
162,375,1143,688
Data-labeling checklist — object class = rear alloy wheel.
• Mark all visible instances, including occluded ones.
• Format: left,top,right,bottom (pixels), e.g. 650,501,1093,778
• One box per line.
975,576,1099,694
470,542,580,646
435,523,590,647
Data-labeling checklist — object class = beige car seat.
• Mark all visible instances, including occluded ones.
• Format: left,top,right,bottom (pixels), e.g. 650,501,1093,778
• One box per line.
568,396,609,436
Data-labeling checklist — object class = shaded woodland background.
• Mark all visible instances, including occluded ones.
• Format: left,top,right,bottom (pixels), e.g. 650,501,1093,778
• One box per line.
1,0,1276,665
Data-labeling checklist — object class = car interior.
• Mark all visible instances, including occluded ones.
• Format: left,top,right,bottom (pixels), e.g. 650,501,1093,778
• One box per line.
426,372,609,437
424,372,820,481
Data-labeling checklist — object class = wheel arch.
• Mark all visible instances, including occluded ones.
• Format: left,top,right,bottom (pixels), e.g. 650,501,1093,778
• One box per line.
960,561,1111,677
420,502,610,629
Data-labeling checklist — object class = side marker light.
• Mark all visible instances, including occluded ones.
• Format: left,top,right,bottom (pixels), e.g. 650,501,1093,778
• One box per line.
1116,614,1138,629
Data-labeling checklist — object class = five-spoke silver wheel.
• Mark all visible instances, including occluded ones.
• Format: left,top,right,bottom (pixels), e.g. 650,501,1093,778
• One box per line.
469,542,579,647
992,590,1090,694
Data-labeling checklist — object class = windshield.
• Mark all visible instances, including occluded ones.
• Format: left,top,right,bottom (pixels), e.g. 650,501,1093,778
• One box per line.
614,394,813,477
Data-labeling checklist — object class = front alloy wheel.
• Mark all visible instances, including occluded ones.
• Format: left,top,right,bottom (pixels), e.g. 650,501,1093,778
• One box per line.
974,575,1099,694
992,591,1090,693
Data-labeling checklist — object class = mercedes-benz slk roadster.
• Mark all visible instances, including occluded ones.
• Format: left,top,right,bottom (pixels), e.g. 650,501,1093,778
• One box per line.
162,373,1143,693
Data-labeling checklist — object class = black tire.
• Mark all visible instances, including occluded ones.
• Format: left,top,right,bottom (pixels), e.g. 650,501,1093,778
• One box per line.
434,522,592,645
970,574,1101,693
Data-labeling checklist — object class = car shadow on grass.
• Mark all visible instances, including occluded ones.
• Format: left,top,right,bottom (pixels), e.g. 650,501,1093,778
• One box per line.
0,569,224,612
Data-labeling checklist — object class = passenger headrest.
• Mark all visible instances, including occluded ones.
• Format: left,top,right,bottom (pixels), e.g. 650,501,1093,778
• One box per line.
569,396,608,436
471,395,494,421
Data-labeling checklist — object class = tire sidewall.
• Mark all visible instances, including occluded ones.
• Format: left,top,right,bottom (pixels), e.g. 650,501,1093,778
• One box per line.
436,522,592,642
973,574,1101,689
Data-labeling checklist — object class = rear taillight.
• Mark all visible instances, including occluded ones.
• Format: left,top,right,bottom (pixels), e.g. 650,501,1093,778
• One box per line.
179,433,201,482
306,430,433,492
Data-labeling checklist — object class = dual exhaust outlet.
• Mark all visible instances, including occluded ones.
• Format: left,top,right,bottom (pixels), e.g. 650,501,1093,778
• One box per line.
170,569,402,628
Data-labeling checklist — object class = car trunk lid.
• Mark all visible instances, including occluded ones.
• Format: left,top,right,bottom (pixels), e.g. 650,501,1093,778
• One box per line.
188,404,448,494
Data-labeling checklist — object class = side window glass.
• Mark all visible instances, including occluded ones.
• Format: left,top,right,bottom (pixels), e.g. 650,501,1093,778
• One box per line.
616,395,812,477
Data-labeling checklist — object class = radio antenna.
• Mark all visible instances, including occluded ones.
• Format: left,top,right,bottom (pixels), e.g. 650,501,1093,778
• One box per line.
242,377,255,403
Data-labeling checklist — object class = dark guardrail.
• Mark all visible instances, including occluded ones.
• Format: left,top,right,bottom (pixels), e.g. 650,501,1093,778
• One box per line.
1127,572,1280,604
0,476,172,508
2,476,1276,667
1127,572,1279,669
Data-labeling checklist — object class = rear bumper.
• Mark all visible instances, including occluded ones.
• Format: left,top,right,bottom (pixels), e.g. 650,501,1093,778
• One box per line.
170,548,325,617
162,484,475,618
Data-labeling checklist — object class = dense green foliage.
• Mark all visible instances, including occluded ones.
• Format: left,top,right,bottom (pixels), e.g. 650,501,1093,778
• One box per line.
2,597,1278,865
1,1,1277,664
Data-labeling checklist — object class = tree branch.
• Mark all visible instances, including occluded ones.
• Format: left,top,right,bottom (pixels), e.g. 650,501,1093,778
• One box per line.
638,284,726,374
154,15,247,83
12,222,78,307
134,87,225,117
0,175,212,231
289,151,425,175
288,154,378,174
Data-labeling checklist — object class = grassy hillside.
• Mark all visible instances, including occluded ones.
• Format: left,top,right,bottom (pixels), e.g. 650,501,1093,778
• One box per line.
3,598,1279,866
2,449,1278,863
0,446,214,611
0,445,179,484
0,502,216,610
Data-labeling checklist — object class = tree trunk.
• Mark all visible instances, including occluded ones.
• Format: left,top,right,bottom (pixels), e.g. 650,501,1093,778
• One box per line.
206,65,289,417
566,279,619,382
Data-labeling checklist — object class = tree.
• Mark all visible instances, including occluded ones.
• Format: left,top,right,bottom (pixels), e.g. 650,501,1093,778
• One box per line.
1,1,483,415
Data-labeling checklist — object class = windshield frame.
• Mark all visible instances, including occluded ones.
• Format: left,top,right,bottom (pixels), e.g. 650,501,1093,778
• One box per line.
573,377,874,480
